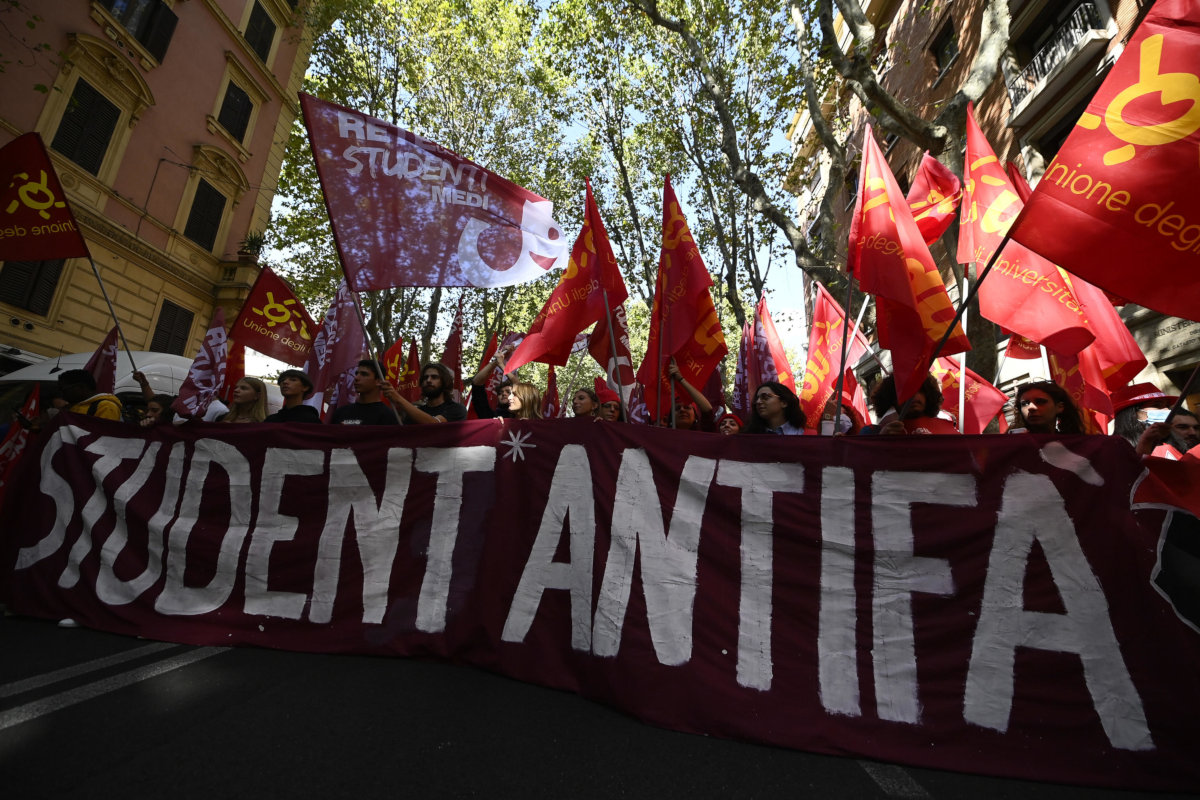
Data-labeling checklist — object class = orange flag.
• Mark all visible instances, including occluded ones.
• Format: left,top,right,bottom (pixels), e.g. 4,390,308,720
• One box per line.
800,284,871,430
958,106,1095,355
905,153,962,246
636,176,728,416
1006,0,1200,322
847,127,969,402
931,356,1008,434
506,179,628,373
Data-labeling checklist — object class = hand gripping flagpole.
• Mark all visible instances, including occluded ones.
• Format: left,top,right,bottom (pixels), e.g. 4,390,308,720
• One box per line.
87,257,139,375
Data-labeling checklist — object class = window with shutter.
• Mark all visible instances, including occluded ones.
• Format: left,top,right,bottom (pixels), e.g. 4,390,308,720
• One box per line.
244,3,277,63
183,180,227,252
50,80,120,176
98,0,177,63
150,299,194,355
217,83,253,143
0,260,66,316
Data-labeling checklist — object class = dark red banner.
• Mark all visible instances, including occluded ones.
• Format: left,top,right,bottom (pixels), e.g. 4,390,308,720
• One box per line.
2,418,1198,791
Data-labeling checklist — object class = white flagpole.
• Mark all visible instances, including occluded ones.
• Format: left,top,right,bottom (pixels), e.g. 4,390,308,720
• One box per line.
957,277,969,433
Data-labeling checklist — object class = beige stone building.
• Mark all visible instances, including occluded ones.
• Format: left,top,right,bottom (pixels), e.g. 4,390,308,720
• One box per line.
786,0,1198,408
0,0,311,374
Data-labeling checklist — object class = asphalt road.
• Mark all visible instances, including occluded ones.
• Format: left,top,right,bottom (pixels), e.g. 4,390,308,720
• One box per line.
1,614,1193,800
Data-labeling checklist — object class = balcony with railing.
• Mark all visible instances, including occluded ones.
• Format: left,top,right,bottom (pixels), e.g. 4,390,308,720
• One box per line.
1005,2,1112,126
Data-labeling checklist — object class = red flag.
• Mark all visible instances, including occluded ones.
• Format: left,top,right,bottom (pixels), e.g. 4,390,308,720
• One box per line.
467,332,499,420
382,338,406,385
543,365,561,418
507,180,628,373
1134,451,1200,518
171,307,227,420
399,341,420,401
1060,271,1147,391
219,340,247,406
304,281,367,419
440,299,465,404
1004,334,1043,360
299,93,568,290
848,128,969,401
0,384,40,504
635,176,728,417
799,284,872,430
231,266,316,366
755,297,795,394
589,304,636,406
931,356,1008,434
1006,0,1200,322
0,133,90,261
906,152,962,246
958,106,1095,355
84,326,120,394
1047,347,1114,434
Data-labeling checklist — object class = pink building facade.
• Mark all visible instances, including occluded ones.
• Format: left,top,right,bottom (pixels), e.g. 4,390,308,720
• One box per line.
0,0,311,372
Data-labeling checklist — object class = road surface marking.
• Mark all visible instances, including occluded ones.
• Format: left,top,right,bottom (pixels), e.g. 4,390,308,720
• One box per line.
0,647,228,732
0,642,178,699
858,760,932,798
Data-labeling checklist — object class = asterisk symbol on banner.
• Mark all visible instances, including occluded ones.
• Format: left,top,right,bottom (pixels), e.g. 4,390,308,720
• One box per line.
500,429,535,463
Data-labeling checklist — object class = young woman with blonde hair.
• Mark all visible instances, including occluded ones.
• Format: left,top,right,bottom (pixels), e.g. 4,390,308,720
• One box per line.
221,377,268,423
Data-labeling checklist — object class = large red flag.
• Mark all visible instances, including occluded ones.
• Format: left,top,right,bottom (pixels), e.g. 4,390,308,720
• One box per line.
1004,334,1043,360
905,152,962,246
0,133,90,261
171,307,227,420
299,93,568,290
507,180,628,374
84,326,120,394
931,356,1008,434
1006,0,1200,322
848,128,969,402
440,299,465,403
799,284,872,430
958,106,1095,355
231,266,316,366
588,303,636,406
635,176,728,416
304,281,366,418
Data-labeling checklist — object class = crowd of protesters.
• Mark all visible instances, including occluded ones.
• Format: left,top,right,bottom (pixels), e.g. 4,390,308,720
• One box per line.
5,348,1197,462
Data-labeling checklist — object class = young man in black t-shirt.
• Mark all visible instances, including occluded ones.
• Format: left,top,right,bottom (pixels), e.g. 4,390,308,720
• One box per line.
331,360,400,425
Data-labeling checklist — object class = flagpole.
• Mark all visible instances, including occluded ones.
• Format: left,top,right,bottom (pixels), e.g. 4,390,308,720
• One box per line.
563,350,585,418
88,258,138,374
846,294,870,358
348,286,403,423
958,276,969,433
832,280,855,428
600,289,628,422
924,230,1014,371
1038,345,1051,381
1168,362,1200,417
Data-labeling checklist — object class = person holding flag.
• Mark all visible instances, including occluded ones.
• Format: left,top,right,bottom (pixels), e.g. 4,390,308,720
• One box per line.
56,369,122,420
389,362,467,424
470,343,515,419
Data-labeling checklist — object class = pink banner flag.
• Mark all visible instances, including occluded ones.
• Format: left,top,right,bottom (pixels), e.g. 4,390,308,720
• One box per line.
304,281,366,418
171,307,227,420
299,93,569,290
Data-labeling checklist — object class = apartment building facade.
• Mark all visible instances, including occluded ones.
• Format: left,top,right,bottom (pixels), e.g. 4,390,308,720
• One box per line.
0,0,311,374
786,0,1197,405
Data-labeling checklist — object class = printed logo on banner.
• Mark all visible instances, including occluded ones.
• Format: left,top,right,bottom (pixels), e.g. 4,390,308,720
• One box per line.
250,292,311,341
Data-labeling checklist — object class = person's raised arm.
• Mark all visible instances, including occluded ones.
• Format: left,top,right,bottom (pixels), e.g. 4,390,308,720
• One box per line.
383,381,441,424
668,358,712,414
132,371,155,401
